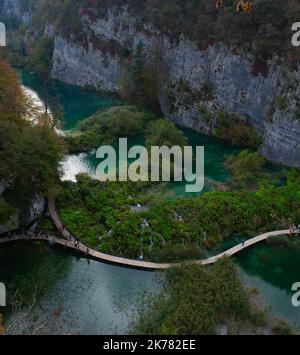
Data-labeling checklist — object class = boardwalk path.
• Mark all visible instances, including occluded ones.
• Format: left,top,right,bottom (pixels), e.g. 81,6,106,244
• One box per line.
0,198,293,270
0,230,292,270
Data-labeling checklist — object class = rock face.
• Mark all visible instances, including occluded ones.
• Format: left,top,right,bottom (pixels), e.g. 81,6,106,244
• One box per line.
0,183,45,233
52,36,121,93
50,9,300,167
2,0,33,25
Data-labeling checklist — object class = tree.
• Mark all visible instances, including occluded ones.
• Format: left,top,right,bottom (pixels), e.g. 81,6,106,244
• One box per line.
120,41,159,110
0,61,64,207
0,61,29,123
225,150,266,190
30,36,54,80
146,119,188,148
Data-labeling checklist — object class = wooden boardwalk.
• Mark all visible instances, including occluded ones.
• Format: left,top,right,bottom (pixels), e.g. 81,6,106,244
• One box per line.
0,228,293,270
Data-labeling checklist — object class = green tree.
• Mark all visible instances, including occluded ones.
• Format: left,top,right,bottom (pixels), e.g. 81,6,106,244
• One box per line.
121,41,158,109
0,61,64,207
30,36,54,79
225,150,266,190
146,119,188,148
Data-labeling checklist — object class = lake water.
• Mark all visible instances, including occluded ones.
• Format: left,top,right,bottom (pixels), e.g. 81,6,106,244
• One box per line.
0,243,159,335
20,70,241,198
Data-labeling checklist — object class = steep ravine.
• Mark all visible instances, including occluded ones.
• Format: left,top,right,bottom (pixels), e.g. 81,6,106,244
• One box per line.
50,9,300,168
3,2,300,167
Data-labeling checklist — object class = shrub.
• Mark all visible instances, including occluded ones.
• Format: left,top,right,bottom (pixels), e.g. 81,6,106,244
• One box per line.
67,106,154,152
131,259,251,335
225,150,266,190
215,111,262,149
275,96,288,111
272,320,296,335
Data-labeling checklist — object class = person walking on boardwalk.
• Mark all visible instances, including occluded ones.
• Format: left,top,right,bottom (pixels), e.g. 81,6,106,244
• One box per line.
0,314,4,335
216,0,223,10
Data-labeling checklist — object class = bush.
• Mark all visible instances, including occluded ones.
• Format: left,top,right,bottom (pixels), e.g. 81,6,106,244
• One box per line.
225,150,267,190
131,259,251,335
272,320,296,335
67,106,154,152
215,111,262,149
146,119,188,148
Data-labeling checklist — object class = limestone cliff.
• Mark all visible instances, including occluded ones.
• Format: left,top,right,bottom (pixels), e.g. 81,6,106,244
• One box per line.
50,8,300,167
2,0,33,24
3,2,300,168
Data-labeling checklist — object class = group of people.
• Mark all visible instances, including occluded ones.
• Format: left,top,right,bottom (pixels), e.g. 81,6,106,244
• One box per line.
3,220,91,259
289,224,300,237
216,0,253,13
61,225,80,247
59,224,91,255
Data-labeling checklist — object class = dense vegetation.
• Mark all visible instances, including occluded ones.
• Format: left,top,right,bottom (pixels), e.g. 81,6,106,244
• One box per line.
0,60,64,217
57,166,300,260
66,106,187,153
225,150,267,189
67,106,153,153
22,0,300,64
131,259,295,335
215,110,262,149
146,119,188,148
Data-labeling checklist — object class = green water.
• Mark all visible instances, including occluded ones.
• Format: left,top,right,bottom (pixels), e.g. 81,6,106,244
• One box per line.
0,243,159,335
1,70,297,333
62,131,240,198
19,71,240,197
19,70,121,130
238,244,300,329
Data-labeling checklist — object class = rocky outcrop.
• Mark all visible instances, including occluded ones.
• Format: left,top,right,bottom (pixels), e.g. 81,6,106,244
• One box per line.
262,111,300,168
52,36,121,93
0,182,45,233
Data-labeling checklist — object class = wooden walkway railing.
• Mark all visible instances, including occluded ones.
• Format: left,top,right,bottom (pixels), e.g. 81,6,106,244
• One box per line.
0,229,293,270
